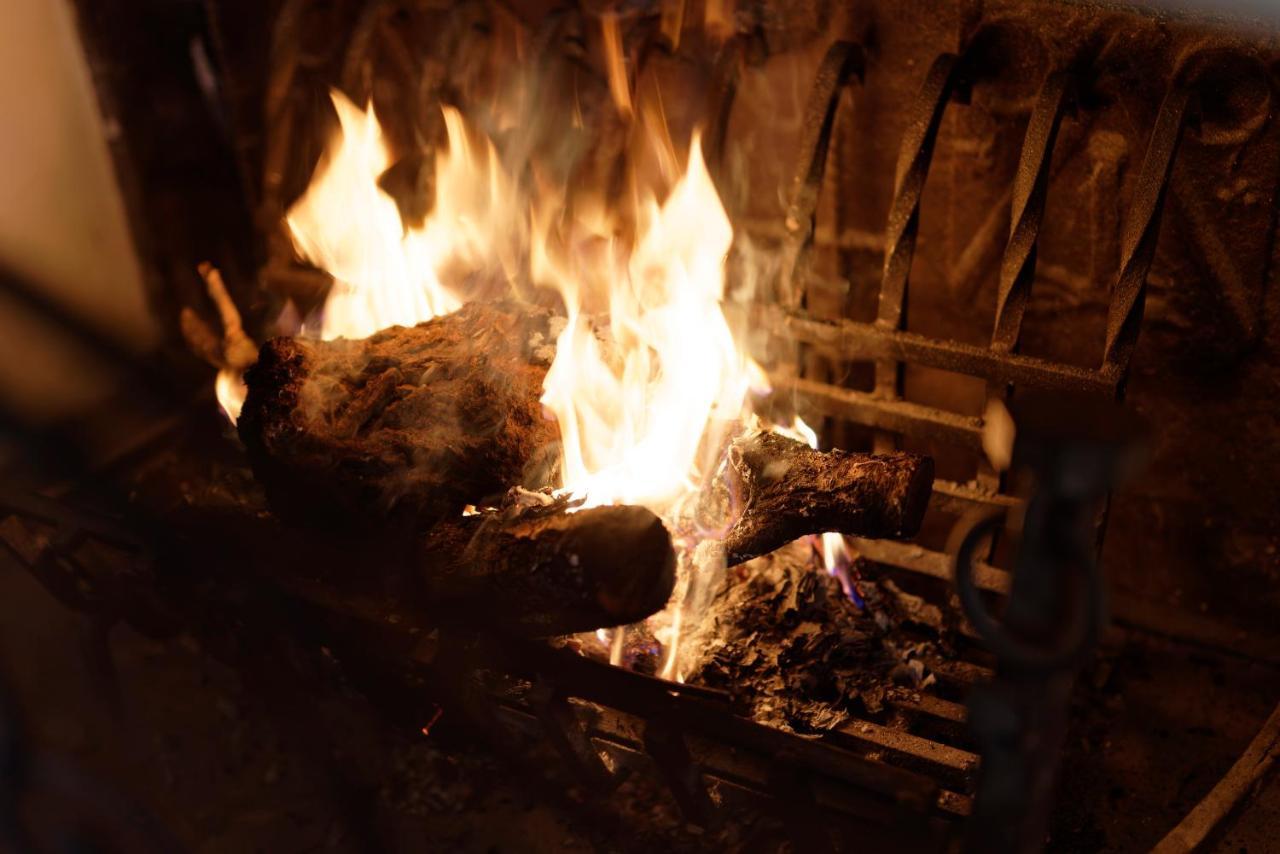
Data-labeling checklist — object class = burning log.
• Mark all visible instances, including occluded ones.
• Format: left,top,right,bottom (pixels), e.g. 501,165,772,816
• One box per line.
418,492,677,636
722,430,934,566
237,301,561,531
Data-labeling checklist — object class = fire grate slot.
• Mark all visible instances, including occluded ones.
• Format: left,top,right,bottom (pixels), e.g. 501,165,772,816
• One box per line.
449,624,998,842
472,635,976,843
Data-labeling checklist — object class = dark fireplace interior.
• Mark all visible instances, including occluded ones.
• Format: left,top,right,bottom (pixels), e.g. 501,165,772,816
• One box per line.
2,1,1280,852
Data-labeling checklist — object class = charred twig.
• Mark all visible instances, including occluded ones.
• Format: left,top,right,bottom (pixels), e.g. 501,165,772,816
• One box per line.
723,431,933,566
180,263,259,371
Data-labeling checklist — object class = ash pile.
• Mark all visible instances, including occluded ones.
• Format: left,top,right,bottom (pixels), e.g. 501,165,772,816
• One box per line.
687,541,942,732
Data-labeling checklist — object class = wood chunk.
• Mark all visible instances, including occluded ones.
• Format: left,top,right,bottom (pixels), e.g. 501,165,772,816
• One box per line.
237,302,561,531
419,496,676,636
723,430,933,566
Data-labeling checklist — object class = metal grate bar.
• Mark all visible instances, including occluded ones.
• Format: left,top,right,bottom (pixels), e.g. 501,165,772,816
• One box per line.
889,693,970,727
766,306,1117,395
777,374,984,450
780,40,865,310
1102,83,1194,382
930,479,1020,515
496,638,941,805
990,70,1074,355
831,719,980,784
873,52,965,450
851,538,1012,594
923,657,996,689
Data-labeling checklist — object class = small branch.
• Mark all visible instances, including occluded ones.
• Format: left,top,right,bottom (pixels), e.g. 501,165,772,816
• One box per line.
197,262,258,370
180,263,260,373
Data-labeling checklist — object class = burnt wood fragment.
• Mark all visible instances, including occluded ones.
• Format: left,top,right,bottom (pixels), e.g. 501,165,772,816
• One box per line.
723,430,933,566
237,301,560,532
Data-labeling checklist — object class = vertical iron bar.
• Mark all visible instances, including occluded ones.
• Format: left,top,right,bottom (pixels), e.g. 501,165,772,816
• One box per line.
780,40,865,310
643,720,716,827
530,680,617,793
874,53,962,451
978,70,1074,491
990,71,1074,356
1101,84,1193,390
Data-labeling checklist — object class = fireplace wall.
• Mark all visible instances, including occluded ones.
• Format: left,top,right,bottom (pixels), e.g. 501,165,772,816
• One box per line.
734,0,1280,641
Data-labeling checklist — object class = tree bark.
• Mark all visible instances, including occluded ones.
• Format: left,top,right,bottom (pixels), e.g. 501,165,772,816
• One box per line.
418,495,676,636
237,301,561,532
723,430,933,566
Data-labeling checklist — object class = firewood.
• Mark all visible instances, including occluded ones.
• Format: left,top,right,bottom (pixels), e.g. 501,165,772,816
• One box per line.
182,263,260,371
418,491,677,636
237,301,561,531
722,430,933,566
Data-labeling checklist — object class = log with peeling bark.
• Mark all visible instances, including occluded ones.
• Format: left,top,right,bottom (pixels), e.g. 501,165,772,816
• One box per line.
138,460,675,637
417,494,677,636
237,301,562,531
722,430,933,566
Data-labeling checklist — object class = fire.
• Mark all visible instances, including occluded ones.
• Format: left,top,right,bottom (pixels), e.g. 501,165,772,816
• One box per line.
282,88,758,519
259,80,818,681
285,93,521,341
539,135,756,512
215,369,247,423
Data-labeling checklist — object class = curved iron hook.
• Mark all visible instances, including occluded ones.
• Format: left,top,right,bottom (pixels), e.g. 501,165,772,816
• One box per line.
950,505,1105,672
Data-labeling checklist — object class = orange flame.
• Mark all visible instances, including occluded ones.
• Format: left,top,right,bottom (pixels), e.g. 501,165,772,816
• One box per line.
286,93,523,341
539,136,757,512
215,369,247,423
276,82,777,681
288,91,759,517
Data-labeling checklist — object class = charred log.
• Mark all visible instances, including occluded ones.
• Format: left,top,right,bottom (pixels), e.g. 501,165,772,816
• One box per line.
722,430,933,566
419,493,677,636
237,301,561,532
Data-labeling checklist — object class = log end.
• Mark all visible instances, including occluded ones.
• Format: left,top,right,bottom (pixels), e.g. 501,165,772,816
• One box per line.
572,505,677,626
896,453,934,538
722,431,936,565
417,502,676,637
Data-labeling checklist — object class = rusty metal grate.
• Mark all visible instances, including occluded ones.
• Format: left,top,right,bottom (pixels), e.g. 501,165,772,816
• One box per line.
753,37,1226,655
458,630,986,846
